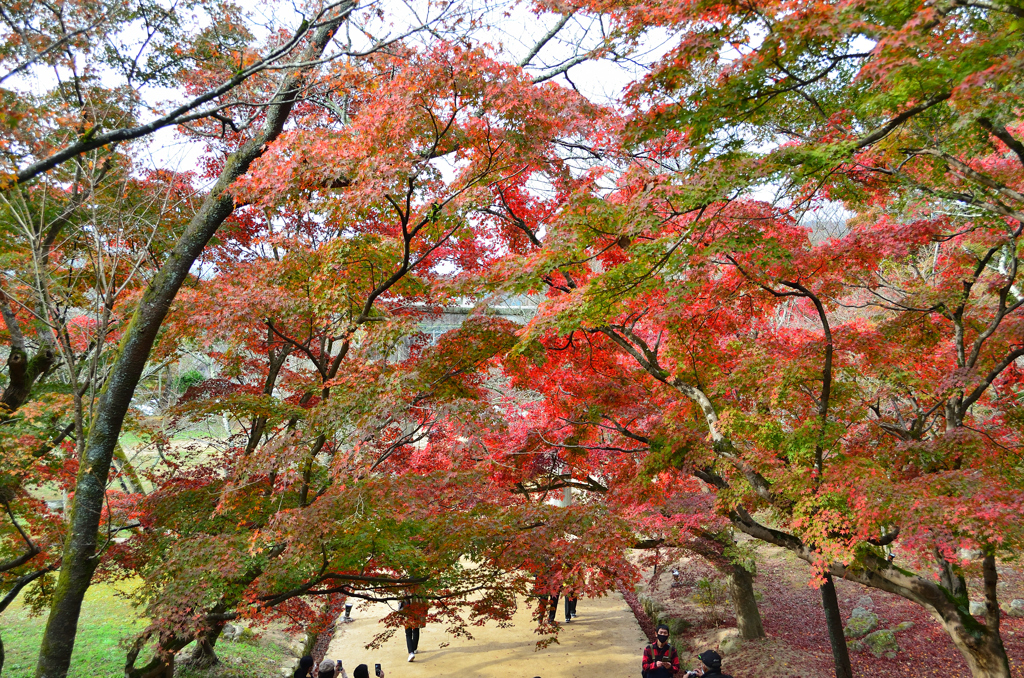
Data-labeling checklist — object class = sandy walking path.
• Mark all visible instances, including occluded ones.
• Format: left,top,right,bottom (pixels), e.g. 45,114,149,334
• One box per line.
325,591,647,678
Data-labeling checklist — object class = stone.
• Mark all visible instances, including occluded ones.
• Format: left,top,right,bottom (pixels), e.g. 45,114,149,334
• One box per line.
720,637,742,656
969,601,986,616
1009,600,1024,618
847,639,864,653
844,610,879,638
855,595,874,610
894,622,914,632
222,623,250,641
863,629,899,658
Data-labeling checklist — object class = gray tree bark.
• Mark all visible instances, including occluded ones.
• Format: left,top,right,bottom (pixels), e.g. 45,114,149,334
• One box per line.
728,562,765,640
32,7,353,676
732,510,1011,678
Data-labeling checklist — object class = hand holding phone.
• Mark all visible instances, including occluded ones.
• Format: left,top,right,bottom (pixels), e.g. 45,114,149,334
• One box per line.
374,663,382,677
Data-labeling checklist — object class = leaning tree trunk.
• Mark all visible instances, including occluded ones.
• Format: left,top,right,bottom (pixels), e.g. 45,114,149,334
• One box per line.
819,572,852,678
732,509,1013,678
939,554,1010,678
179,621,226,670
32,8,353,677
943,622,1010,678
124,632,192,678
728,562,765,640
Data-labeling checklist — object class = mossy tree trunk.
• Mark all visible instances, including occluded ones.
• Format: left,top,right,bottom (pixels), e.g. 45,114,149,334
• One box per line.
32,7,354,676
729,562,765,640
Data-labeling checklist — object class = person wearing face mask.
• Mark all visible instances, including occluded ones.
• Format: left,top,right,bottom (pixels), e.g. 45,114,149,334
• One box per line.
642,624,679,678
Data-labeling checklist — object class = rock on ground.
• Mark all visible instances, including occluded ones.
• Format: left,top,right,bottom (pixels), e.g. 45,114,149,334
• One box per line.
844,609,879,639
863,629,899,659
720,636,742,656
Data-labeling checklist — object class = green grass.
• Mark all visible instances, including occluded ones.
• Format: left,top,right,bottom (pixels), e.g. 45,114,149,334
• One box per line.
2,582,144,678
1,583,292,678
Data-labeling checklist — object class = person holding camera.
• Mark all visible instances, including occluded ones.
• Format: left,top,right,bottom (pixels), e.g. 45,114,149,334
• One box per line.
316,658,348,678
352,664,385,678
683,650,733,678
642,624,680,678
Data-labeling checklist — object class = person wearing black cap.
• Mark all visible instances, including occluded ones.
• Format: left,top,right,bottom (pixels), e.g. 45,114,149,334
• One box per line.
684,650,733,678
642,624,680,677
352,664,385,678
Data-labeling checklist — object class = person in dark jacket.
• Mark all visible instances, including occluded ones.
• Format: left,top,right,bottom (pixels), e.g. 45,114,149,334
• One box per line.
684,650,733,678
352,664,385,678
294,656,315,678
400,597,428,662
642,624,680,678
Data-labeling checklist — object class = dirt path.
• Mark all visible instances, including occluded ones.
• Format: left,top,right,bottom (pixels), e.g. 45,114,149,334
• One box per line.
325,592,648,678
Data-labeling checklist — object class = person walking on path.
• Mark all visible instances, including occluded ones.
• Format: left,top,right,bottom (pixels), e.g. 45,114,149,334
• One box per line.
684,650,733,678
533,570,560,624
563,590,578,623
400,595,429,662
642,624,680,678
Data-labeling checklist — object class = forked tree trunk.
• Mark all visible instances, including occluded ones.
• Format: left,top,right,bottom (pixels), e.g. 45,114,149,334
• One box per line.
124,632,190,678
943,620,1009,678
181,621,225,670
733,510,1012,678
728,563,765,640
819,573,852,678
938,554,1010,678
32,9,354,677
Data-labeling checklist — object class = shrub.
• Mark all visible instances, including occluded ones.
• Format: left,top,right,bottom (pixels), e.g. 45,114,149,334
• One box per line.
175,369,205,393
640,595,665,621
693,577,729,626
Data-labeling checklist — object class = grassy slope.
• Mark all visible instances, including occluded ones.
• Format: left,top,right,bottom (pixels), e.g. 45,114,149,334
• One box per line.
1,582,292,678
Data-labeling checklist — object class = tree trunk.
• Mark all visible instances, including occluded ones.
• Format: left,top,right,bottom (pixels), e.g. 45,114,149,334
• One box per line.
181,622,225,670
32,10,353,677
1,346,56,417
728,563,765,640
731,509,1013,678
942,621,1010,678
942,554,1010,678
819,572,852,678
113,443,146,494
124,632,191,678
